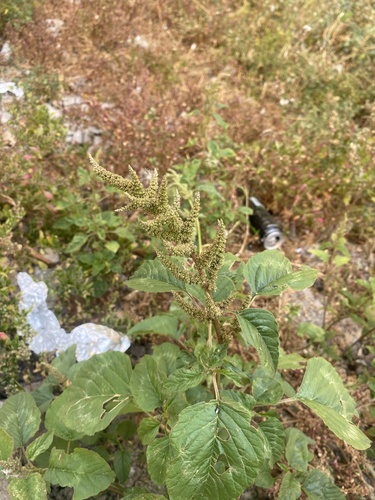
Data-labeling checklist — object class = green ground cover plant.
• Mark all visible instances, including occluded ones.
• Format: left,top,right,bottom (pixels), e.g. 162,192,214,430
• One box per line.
0,163,371,499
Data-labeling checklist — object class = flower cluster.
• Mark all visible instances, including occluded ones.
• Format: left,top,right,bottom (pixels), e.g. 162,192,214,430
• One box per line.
90,157,234,326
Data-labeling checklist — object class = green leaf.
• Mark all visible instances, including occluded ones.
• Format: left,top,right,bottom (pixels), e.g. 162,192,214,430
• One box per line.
116,420,137,440
252,369,283,404
26,431,54,461
185,283,206,303
207,140,219,157
297,322,326,342
46,352,132,438
302,468,345,499
220,363,250,387
138,418,160,445
126,259,187,293
333,255,350,267
53,217,73,231
9,473,47,500
254,464,275,488
258,417,285,467
278,472,301,500
284,266,319,291
244,250,317,296
220,390,255,411
195,342,228,369
296,358,371,450
244,250,292,295
114,226,135,241
285,428,315,472
44,397,86,441
166,401,264,500
147,436,171,486
105,240,120,253
113,449,131,483
213,275,236,302
213,260,244,302
297,358,357,419
186,385,212,405
0,427,14,460
278,348,306,370
165,392,189,426
65,233,88,253
219,147,236,158
164,364,206,394
237,308,279,374
0,392,41,448
309,248,329,263
51,345,77,378
44,448,115,500
130,355,166,412
128,315,179,339
100,210,121,228
152,343,180,376
213,261,245,302
212,112,229,129
31,378,55,413
299,400,371,450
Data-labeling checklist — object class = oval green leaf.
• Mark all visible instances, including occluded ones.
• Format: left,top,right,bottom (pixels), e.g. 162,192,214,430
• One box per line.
9,473,47,500
296,358,371,450
130,355,166,412
166,401,264,500
45,352,132,438
0,392,41,448
237,308,279,374
44,448,115,500
126,259,187,293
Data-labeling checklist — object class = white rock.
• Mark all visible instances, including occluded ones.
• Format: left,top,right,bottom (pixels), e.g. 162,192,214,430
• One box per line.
60,94,83,107
0,42,11,61
134,35,150,49
45,103,63,119
45,19,64,36
0,109,12,124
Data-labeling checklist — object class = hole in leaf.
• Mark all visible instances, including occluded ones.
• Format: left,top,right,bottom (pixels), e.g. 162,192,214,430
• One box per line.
102,397,118,416
217,427,230,441
213,453,230,474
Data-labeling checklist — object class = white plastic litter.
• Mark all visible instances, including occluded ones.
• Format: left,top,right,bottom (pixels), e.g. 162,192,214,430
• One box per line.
0,82,24,99
17,272,131,361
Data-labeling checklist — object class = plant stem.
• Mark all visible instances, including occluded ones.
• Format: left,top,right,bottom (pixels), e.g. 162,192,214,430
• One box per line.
207,321,213,348
196,215,202,254
344,326,375,354
213,318,223,342
212,372,220,401
108,483,125,495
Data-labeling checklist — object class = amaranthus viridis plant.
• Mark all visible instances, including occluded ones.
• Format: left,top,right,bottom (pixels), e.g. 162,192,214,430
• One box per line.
0,158,370,500
87,156,370,496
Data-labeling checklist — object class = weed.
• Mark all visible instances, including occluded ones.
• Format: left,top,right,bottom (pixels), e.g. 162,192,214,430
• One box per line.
0,164,370,499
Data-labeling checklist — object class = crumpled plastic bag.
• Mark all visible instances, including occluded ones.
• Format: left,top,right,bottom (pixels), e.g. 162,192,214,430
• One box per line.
0,81,24,99
17,272,130,361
